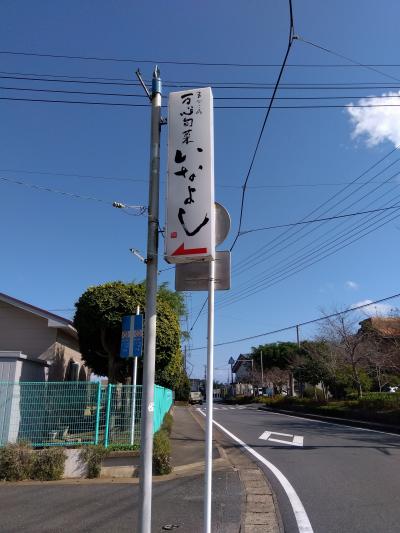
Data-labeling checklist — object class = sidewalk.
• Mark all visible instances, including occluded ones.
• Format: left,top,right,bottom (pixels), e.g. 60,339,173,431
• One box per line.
170,405,220,468
0,406,280,532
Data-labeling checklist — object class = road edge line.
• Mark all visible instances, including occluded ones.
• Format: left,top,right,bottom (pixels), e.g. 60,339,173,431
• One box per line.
258,407,400,437
198,409,314,533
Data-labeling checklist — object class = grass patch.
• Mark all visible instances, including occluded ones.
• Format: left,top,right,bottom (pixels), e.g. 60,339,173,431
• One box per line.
153,429,172,475
161,412,173,436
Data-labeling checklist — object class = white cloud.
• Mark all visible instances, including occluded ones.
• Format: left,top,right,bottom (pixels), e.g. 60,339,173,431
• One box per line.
350,299,394,316
347,91,400,147
345,280,359,290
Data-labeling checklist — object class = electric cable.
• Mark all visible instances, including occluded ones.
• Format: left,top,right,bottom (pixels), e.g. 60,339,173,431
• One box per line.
230,0,295,251
0,174,146,212
190,292,400,350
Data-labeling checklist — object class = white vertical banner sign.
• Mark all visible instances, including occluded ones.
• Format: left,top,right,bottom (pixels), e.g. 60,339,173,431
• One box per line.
166,87,215,264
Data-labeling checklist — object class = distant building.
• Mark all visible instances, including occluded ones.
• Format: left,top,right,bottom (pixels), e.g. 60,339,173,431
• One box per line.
190,378,205,393
359,316,400,339
0,292,88,382
232,354,252,382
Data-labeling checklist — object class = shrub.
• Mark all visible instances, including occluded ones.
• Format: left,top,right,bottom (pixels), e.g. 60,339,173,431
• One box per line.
162,412,173,436
31,448,66,481
80,445,109,478
357,392,400,411
106,443,139,452
153,429,172,475
0,442,33,481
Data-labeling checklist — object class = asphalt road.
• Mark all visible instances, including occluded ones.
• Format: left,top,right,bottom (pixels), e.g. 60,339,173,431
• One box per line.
0,470,241,533
200,405,400,533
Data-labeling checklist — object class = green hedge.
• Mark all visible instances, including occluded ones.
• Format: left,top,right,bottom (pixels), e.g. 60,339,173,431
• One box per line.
258,393,400,426
0,443,66,481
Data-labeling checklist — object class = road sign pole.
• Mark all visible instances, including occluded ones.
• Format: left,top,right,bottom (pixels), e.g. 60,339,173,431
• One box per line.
260,350,264,388
130,306,140,446
138,67,162,533
204,258,215,533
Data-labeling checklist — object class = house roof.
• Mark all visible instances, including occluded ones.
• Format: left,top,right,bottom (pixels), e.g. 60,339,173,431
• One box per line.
0,292,77,339
232,354,251,373
359,317,400,338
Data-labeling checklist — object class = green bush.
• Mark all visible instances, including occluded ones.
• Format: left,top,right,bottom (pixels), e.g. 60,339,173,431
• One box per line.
0,442,33,481
357,392,400,411
153,429,172,475
162,412,173,436
106,443,139,452
31,448,66,481
80,445,109,478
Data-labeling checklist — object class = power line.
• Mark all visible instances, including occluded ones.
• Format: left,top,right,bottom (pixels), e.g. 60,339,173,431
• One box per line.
217,152,400,309
225,165,400,306
191,292,400,350
6,70,400,87
230,0,295,251
0,85,147,98
1,166,397,190
189,298,208,332
3,84,400,102
5,72,400,91
4,48,400,69
0,167,146,183
239,204,400,235
297,37,400,84
5,94,400,110
232,145,400,276
218,189,400,309
0,174,146,212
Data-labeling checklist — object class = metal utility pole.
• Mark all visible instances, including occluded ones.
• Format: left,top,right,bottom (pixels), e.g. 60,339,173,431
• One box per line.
204,259,215,533
260,351,264,389
137,66,162,533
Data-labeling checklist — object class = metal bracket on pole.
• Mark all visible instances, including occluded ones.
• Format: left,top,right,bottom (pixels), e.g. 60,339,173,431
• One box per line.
135,69,152,101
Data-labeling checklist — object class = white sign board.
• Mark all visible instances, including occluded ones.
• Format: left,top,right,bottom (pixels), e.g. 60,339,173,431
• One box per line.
165,87,215,264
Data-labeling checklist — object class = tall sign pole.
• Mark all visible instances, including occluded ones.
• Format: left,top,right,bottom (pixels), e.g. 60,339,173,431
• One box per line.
138,67,162,533
130,305,143,445
204,258,215,533
166,87,221,533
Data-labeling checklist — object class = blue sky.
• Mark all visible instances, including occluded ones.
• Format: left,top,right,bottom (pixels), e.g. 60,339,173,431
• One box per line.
1,1,400,381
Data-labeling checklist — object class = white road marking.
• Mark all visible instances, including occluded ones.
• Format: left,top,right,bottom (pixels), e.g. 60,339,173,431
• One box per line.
259,430,304,447
198,410,313,533
258,408,400,438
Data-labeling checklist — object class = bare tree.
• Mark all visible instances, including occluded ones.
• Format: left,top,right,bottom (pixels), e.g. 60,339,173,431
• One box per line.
360,321,400,391
318,309,370,398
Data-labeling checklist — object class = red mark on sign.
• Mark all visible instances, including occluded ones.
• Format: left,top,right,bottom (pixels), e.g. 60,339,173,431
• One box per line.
172,243,208,256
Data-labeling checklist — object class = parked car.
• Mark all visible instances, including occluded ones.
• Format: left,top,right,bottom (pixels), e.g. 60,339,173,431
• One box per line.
189,391,203,405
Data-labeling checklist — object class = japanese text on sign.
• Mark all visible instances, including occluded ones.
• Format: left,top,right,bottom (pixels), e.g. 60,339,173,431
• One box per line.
165,87,215,264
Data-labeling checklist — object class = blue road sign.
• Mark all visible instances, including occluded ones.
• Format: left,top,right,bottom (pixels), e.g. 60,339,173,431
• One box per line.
132,314,143,357
120,315,144,358
120,315,132,358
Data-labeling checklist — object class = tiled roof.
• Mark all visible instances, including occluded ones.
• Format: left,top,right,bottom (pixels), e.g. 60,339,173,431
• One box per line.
360,317,400,337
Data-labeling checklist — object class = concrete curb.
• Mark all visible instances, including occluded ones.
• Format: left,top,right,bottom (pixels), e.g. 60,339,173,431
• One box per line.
190,408,283,533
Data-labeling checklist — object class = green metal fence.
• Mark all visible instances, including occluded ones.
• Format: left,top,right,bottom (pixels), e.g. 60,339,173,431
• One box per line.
0,381,173,448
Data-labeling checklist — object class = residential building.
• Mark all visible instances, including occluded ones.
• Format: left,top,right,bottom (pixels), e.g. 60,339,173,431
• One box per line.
0,292,88,382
